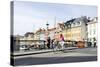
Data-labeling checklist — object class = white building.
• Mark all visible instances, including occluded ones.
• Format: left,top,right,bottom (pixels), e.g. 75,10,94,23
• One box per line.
87,17,97,46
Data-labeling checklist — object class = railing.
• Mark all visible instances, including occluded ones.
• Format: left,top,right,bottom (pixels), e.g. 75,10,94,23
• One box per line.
13,39,46,51
11,38,97,52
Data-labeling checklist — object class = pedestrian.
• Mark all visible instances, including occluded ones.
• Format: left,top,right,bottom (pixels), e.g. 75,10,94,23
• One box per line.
47,37,51,49
51,39,55,49
59,34,65,50
90,41,92,47
53,39,59,52
94,40,96,47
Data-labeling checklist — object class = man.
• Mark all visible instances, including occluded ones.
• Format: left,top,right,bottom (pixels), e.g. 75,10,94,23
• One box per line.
47,37,51,49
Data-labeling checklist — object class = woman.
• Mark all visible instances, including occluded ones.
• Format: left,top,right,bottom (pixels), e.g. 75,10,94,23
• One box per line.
59,34,65,50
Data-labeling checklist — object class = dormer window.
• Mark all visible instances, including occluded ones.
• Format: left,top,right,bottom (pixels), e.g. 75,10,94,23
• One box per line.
68,25,71,28
73,23,75,26
77,21,80,25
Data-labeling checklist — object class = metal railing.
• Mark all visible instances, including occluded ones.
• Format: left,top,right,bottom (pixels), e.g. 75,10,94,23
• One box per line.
13,39,46,51
11,39,97,52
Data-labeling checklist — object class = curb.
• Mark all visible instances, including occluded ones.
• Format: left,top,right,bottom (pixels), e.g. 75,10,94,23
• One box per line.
11,47,78,57
11,50,53,57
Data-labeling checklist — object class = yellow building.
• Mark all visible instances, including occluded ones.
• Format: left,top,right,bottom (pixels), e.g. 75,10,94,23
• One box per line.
70,27,82,41
62,29,67,40
66,29,71,40
65,16,88,41
65,27,81,41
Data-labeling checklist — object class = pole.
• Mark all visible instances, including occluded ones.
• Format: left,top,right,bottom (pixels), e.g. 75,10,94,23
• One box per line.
54,17,56,38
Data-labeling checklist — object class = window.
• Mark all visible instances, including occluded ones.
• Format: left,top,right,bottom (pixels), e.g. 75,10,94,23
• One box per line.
90,30,91,35
77,21,80,25
68,25,71,28
90,38,92,42
93,29,95,34
73,23,75,26
93,37,96,41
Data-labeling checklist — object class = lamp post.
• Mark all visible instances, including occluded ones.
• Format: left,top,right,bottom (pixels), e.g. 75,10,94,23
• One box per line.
46,22,49,30
45,22,49,49
45,22,49,39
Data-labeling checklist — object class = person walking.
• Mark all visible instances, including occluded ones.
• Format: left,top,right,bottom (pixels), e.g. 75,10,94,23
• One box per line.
59,34,65,50
51,39,55,49
53,39,59,52
47,37,51,49
94,40,96,47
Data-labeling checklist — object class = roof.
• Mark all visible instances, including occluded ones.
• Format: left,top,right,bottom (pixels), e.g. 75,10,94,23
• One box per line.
47,28,56,31
35,28,46,34
64,18,76,26
64,16,89,26
87,17,97,24
24,32,34,37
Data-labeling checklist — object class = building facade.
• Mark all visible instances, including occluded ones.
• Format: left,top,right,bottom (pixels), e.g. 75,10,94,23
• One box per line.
87,17,97,46
65,16,88,42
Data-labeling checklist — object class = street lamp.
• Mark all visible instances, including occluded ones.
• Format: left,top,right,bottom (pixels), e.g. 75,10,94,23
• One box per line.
46,22,49,30
45,22,50,49
46,22,49,39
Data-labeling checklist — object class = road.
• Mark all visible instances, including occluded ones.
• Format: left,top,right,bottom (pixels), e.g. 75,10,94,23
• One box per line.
13,47,97,66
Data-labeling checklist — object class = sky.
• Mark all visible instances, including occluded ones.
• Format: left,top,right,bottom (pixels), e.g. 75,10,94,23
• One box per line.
13,1,97,35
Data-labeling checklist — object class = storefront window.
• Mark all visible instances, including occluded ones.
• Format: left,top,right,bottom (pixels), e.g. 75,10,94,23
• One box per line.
93,29,95,34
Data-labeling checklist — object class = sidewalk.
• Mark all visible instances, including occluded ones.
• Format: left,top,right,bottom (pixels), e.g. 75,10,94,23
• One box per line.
12,47,78,56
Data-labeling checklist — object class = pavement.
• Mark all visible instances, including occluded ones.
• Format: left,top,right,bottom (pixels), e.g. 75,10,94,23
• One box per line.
12,47,78,56
12,47,97,66
14,56,97,66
